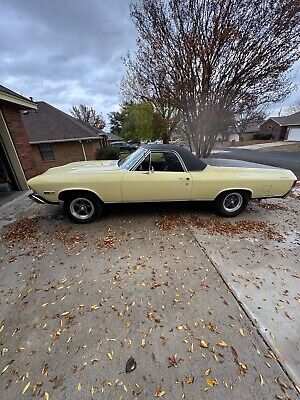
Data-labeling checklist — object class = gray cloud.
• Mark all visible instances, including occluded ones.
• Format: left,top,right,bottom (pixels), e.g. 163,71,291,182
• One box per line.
0,0,299,122
0,0,137,123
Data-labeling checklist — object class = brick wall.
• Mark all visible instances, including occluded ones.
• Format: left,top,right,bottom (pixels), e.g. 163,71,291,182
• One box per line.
259,120,286,140
31,139,105,175
0,104,36,179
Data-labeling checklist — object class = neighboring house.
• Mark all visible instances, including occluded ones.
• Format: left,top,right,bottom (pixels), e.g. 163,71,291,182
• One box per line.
0,85,37,193
102,132,124,143
240,123,260,141
21,101,107,175
260,112,300,141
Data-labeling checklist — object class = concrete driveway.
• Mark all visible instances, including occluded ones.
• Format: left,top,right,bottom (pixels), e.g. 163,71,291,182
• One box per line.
0,195,299,399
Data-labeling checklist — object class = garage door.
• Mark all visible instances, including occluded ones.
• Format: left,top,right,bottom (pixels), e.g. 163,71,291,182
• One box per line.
287,127,300,141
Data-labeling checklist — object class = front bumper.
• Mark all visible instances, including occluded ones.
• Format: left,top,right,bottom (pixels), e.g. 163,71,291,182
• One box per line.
29,193,59,205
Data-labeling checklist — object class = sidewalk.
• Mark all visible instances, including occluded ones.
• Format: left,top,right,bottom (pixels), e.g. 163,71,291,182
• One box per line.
232,142,296,150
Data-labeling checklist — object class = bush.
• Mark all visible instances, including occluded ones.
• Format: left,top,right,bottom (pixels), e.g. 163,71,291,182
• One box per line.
95,145,120,160
253,133,273,140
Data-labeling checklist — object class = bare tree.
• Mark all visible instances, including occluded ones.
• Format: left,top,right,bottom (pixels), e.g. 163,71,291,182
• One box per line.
124,0,300,157
70,105,106,131
282,100,300,116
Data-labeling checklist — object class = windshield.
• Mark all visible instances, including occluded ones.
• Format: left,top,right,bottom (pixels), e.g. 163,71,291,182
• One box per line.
119,147,147,170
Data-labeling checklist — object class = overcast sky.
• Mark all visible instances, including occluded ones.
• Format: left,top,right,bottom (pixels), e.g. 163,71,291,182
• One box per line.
0,0,299,125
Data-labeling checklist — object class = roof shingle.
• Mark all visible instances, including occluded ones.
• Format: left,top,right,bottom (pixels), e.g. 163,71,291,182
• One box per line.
21,101,102,143
269,111,300,126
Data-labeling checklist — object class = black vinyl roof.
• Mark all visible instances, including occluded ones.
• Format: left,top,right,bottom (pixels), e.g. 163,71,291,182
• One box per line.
141,144,207,171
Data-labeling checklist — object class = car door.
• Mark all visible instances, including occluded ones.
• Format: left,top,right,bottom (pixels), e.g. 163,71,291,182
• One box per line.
122,151,192,202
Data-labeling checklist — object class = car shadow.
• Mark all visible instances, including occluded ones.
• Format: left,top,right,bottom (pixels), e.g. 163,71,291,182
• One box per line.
102,201,215,220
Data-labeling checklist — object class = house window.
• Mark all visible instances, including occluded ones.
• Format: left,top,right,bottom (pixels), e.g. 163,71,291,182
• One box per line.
38,143,55,161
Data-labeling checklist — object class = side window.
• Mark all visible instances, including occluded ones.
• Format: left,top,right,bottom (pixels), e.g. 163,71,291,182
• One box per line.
163,152,184,172
150,152,184,172
38,143,55,161
135,154,150,171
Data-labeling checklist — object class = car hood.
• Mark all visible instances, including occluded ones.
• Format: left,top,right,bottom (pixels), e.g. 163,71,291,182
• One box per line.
42,160,121,175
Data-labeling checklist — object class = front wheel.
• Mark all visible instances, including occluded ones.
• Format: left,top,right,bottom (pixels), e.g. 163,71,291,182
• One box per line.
64,193,101,223
214,191,249,217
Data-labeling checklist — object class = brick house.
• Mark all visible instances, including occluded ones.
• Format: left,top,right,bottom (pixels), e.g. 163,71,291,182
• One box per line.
260,112,300,141
21,101,107,175
0,85,37,193
240,123,260,141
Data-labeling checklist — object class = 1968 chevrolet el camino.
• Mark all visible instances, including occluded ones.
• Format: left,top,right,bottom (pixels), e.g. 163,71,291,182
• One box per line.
27,144,297,223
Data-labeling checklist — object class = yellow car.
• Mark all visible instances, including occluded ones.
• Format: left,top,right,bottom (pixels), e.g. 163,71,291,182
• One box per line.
28,144,297,223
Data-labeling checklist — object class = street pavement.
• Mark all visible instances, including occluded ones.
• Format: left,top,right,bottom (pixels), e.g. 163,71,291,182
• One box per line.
0,195,299,399
212,148,300,178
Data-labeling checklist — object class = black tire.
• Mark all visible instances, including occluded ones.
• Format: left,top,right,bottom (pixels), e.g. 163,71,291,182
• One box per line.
214,191,249,217
63,192,102,223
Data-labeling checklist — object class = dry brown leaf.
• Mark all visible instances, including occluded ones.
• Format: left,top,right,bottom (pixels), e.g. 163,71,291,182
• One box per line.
107,352,113,360
239,328,245,336
77,382,81,391
185,376,194,384
155,385,166,397
205,368,211,376
217,340,228,348
259,374,264,386
44,391,49,400
141,338,146,348
200,340,208,348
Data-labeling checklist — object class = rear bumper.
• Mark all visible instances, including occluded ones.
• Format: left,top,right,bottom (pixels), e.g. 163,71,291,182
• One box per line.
29,193,59,205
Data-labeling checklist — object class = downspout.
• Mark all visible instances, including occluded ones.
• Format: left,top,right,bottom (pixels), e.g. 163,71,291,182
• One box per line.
79,140,87,161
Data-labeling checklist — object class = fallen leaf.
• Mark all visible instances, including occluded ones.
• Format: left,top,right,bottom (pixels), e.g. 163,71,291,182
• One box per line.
239,362,247,374
77,382,81,391
44,391,49,400
107,352,113,360
1,364,10,375
231,346,239,363
259,374,264,386
206,377,217,387
22,382,31,395
141,338,146,348
239,328,245,336
125,357,137,373
155,385,165,397
177,325,187,331
200,340,208,348
61,311,70,316
276,377,289,389
205,368,211,376
185,376,194,384
217,340,228,348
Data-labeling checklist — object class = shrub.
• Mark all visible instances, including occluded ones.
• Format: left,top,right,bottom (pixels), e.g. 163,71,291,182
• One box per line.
96,145,120,160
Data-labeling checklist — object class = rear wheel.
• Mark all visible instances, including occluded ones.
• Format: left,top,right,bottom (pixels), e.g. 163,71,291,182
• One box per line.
214,191,249,217
63,193,101,223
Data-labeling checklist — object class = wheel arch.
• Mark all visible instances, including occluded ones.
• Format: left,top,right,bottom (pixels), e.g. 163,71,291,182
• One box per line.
58,188,104,204
214,188,253,201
